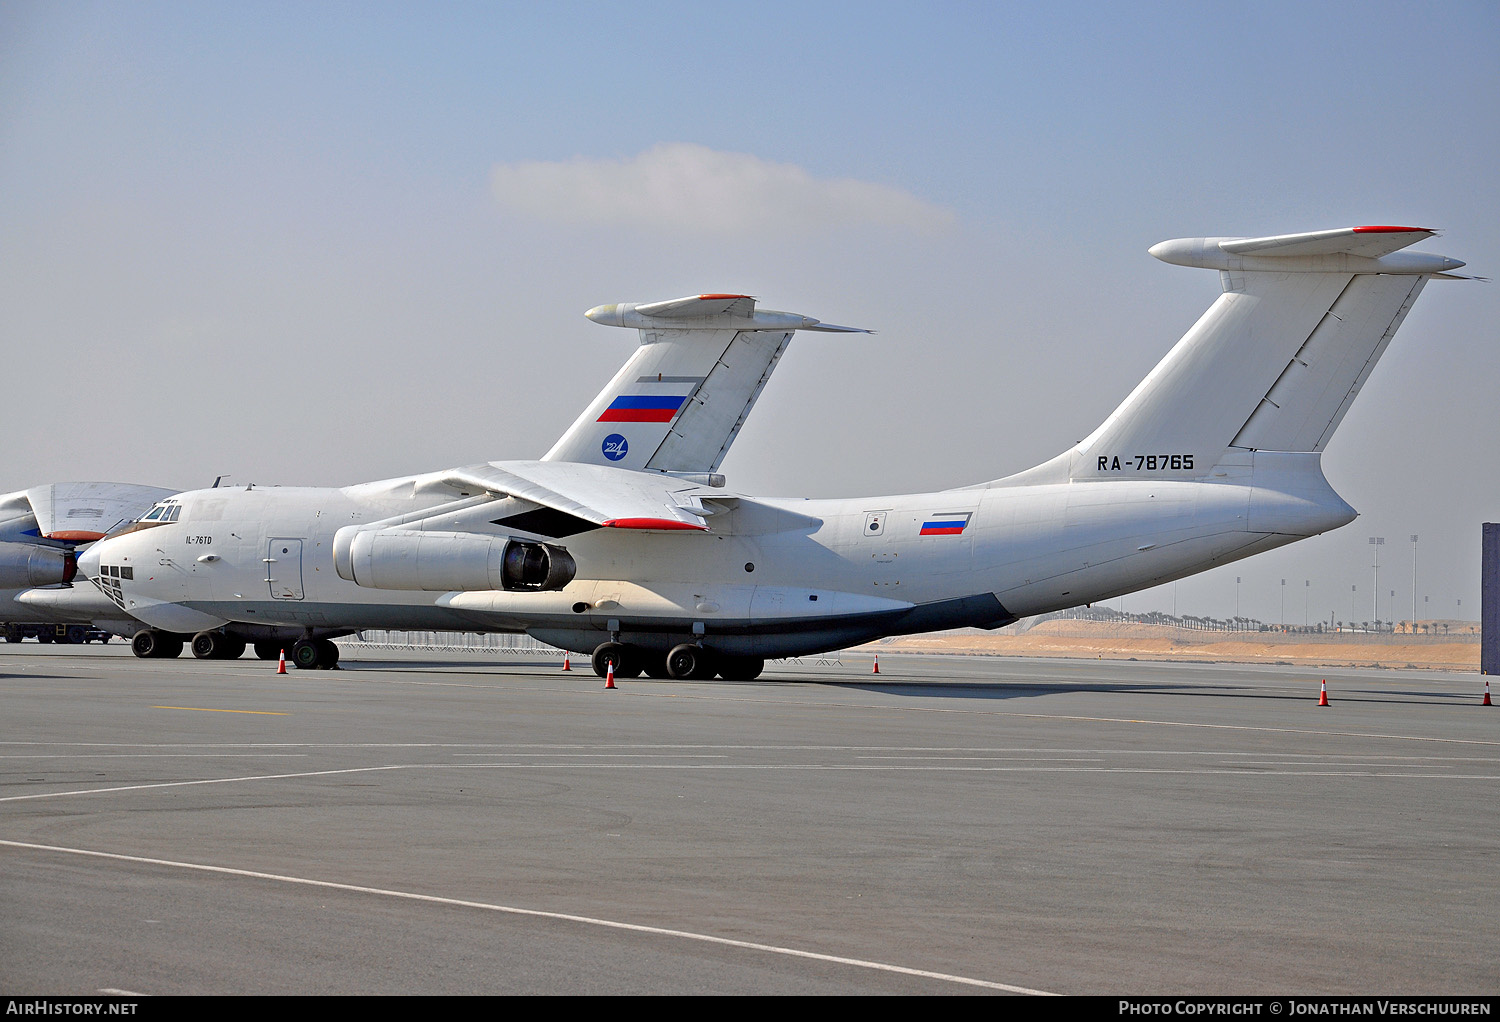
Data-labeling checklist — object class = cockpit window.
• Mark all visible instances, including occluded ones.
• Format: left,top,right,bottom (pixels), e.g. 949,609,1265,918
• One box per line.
141,500,182,523
104,499,184,538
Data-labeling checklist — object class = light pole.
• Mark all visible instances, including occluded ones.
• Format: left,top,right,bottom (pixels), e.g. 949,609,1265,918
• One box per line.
1369,536,1384,622
1304,579,1310,628
1280,578,1286,627
1235,576,1241,627
1410,534,1418,629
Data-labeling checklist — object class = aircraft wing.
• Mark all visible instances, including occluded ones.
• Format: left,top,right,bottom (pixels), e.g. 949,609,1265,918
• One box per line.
543,294,868,475
24,481,181,541
444,460,712,532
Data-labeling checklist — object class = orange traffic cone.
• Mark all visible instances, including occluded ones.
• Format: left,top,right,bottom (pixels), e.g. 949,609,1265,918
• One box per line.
277,649,287,675
872,656,880,675
562,655,571,672
605,660,616,690
1484,679,1492,706
1318,679,1329,706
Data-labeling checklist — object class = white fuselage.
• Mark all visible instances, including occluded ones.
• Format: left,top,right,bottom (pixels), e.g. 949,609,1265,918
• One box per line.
79,450,1354,658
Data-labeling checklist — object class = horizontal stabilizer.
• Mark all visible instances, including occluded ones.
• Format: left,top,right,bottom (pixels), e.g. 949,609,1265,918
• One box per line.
1150,226,1463,275
635,293,758,319
546,294,867,474
585,294,871,333
1218,226,1435,258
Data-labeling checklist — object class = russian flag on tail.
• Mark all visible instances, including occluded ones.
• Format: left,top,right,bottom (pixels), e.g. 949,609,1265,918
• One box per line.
597,395,688,423
920,512,972,536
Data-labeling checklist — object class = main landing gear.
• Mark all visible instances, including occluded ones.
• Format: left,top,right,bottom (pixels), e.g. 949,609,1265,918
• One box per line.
589,642,763,681
190,630,247,660
290,638,340,670
131,630,339,668
131,630,184,659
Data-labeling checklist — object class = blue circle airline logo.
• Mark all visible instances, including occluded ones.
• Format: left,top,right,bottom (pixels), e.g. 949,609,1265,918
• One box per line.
602,433,628,461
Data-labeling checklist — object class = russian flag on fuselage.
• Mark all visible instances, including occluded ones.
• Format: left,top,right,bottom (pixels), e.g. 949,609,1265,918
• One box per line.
597,395,688,423
919,512,972,536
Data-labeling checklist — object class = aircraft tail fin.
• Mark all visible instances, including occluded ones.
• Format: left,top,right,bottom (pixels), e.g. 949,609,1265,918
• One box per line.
543,294,868,476
996,227,1464,485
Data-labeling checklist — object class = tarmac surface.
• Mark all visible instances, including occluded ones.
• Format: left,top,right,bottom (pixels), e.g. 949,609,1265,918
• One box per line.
2,643,1497,995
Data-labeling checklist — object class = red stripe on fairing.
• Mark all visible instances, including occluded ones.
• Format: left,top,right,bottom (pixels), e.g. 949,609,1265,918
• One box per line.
697,293,752,300
45,530,107,542
1352,225,1430,233
601,518,709,531
597,408,678,422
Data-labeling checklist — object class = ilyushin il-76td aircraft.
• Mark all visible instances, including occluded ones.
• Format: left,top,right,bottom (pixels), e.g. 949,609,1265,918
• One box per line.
79,225,1466,680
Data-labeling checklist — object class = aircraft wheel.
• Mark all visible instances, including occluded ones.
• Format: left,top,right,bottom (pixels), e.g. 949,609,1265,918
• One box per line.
314,638,339,669
253,642,282,661
291,639,322,670
134,631,184,658
36,631,53,644
716,655,764,681
591,642,630,679
131,631,160,658
66,625,88,644
191,631,222,659
5,625,24,643
666,643,715,680
614,648,642,678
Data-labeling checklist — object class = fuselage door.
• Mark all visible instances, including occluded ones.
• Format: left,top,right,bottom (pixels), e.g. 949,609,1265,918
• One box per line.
266,538,304,601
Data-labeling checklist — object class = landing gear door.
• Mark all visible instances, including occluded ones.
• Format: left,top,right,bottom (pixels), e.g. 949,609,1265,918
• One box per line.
266,539,304,601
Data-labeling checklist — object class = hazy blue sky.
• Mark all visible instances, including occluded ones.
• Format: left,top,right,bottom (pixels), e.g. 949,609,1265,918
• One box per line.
2,1,1496,624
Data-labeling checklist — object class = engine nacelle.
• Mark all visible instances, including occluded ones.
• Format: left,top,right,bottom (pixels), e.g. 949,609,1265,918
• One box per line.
333,528,576,592
0,541,75,588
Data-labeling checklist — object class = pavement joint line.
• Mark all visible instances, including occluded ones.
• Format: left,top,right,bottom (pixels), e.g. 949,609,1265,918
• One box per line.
6,761,1499,805
152,706,290,715
1,741,1495,759
0,838,1055,995
0,753,309,759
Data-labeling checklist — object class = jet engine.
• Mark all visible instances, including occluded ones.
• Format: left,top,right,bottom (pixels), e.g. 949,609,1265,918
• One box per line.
333,528,576,592
0,541,76,588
